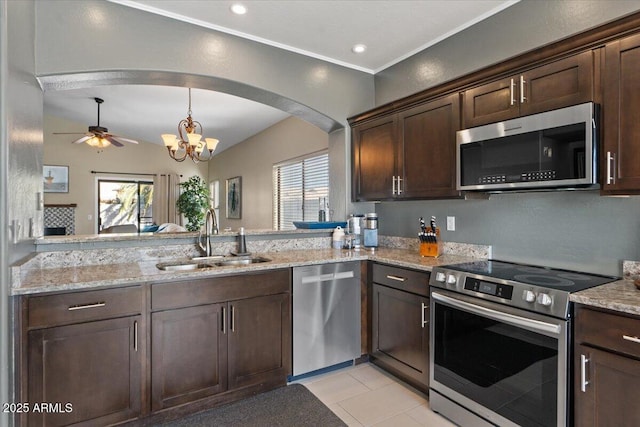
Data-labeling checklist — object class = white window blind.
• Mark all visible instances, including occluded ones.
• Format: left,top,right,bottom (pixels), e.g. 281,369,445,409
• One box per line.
273,152,329,230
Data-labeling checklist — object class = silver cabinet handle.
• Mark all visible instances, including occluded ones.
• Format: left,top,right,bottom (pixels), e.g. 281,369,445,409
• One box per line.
520,75,527,103
392,175,397,195
397,176,403,194
133,320,138,352
580,354,590,392
623,335,640,344
68,302,106,311
510,78,516,106
606,151,616,185
221,306,226,334
230,305,235,332
386,274,407,282
421,302,428,328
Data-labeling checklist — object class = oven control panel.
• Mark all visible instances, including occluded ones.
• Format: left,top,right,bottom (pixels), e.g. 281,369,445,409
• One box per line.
430,266,570,318
464,278,513,299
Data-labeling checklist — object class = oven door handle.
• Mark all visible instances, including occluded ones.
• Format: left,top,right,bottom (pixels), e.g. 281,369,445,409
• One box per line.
432,292,562,336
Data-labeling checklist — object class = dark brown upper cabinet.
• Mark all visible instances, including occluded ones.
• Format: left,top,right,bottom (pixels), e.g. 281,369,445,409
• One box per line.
463,51,595,128
352,93,460,201
602,32,640,195
352,115,397,201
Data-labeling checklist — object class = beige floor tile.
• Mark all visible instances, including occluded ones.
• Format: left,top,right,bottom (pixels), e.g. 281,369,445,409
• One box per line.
338,382,426,426
349,364,395,390
328,403,364,427
304,372,370,405
371,413,423,427
405,403,456,427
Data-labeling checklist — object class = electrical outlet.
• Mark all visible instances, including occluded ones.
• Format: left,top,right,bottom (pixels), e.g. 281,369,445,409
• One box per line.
447,216,456,231
88,214,92,221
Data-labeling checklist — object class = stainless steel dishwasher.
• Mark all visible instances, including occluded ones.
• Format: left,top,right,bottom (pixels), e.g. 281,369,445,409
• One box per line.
292,261,361,377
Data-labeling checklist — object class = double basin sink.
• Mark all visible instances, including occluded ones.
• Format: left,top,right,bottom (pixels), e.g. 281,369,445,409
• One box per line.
156,255,271,271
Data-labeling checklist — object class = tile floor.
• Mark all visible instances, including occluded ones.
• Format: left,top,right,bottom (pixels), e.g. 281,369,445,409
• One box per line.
296,363,456,427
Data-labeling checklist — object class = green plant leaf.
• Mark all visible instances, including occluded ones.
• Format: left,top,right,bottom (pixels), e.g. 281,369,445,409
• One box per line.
176,176,210,232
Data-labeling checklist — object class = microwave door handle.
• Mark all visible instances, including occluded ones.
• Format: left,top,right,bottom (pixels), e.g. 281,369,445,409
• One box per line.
431,291,562,336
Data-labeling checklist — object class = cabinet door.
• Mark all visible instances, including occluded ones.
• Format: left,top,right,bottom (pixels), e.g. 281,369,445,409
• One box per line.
227,293,291,389
462,76,519,128
603,33,640,194
28,316,141,427
352,115,397,201
463,51,594,128
520,50,593,117
371,284,429,391
575,344,640,427
398,94,460,198
151,304,227,411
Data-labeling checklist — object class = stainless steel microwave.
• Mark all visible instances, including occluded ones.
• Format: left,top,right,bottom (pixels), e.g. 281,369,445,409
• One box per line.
457,102,598,191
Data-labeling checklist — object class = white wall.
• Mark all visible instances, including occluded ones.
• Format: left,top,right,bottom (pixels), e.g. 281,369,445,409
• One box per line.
44,114,207,235
208,116,328,230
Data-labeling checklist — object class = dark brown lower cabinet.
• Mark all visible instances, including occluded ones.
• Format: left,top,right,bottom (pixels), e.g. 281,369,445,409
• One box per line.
149,270,292,413
371,283,429,392
27,316,142,427
151,304,227,411
151,293,290,411
574,305,640,426
227,293,290,389
575,344,640,426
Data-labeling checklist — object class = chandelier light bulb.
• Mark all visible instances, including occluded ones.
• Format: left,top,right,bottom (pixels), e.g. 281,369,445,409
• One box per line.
162,133,177,147
205,138,219,151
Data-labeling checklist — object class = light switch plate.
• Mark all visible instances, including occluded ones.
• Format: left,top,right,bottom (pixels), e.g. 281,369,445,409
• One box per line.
447,216,455,231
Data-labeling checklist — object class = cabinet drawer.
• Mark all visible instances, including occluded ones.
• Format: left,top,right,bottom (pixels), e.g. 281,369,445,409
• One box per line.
152,269,290,311
28,286,143,329
576,306,640,359
372,264,429,297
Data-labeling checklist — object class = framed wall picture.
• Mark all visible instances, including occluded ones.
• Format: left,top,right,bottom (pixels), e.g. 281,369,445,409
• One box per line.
226,176,242,219
43,165,69,193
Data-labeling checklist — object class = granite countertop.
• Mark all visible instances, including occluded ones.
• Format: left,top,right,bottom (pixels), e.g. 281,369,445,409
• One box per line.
570,279,640,316
12,248,477,296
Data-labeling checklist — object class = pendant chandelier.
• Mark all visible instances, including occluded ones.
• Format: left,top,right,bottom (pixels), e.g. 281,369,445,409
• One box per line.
162,88,219,163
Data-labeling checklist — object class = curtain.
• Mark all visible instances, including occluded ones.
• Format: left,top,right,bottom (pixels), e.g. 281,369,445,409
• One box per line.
153,173,181,225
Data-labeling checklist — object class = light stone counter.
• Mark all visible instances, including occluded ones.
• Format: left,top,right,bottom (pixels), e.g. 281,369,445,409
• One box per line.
570,260,640,316
570,279,640,316
11,248,480,296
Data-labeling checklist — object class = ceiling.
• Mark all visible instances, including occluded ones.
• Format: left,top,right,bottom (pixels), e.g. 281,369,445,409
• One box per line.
45,0,518,152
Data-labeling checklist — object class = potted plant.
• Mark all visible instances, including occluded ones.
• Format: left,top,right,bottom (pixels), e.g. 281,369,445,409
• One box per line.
176,176,210,231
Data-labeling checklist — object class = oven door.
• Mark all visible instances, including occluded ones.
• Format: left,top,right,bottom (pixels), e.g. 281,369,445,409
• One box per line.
430,289,568,427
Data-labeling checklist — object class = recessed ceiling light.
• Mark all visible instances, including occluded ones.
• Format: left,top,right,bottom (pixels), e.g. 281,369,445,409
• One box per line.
352,44,367,54
230,4,247,15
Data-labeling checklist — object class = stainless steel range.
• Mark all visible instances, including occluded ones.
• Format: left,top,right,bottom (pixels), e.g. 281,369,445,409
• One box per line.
428,260,617,427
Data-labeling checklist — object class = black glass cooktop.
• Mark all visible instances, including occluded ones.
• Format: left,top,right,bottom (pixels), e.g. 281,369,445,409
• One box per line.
444,260,618,293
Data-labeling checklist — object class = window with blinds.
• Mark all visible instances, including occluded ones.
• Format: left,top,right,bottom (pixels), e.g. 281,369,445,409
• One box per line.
273,152,329,230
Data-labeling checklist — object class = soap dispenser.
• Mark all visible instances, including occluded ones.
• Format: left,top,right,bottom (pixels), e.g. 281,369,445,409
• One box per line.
236,227,248,255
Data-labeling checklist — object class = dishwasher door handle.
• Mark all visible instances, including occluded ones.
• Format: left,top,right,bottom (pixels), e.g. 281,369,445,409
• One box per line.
300,270,355,284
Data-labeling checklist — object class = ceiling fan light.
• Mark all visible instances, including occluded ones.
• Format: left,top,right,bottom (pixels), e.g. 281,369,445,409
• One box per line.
187,133,202,146
205,138,219,151
87,137,110,148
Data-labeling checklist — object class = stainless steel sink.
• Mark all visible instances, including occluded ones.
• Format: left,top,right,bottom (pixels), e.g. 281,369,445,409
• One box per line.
156,261,215,271
214,257,271,266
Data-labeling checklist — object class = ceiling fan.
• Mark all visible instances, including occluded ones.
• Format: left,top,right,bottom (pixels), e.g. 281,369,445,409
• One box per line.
53,97,139,148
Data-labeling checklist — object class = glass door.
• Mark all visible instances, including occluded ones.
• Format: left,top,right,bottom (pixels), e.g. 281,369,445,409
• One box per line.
430,290,567,427
98,179,153,233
